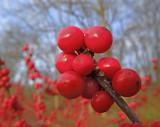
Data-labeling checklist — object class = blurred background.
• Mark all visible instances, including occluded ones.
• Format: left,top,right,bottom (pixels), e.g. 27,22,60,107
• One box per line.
0,0,160,126
0,0,159,82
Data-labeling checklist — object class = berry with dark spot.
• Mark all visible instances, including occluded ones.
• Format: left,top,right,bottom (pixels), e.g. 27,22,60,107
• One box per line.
112,69,141,97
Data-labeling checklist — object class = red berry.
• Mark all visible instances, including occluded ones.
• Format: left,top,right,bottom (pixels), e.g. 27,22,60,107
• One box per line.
96,57,121,79
72,54,94,75
28,62,34,69
55,52,76,73
57,71,85,99
29,74,36,80
34,83,42,89
91,91,114,113
22,45,28,51
141,84,147,91
118,123,131,127
85,26,113,53
1,68,9,76
57,26,84,52
28,53,32,57
130,123,147,127
153,64,158,69
1,76,10,83
0,81,5,87
24,57,30,64
151,58,158,63
112,69,141,97
0,60,5,65
81,77,100,99
151,121,160,127
140,95,147,102
118,111,125,117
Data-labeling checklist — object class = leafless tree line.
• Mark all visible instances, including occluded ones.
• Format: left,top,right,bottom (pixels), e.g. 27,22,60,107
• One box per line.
0,0,159,82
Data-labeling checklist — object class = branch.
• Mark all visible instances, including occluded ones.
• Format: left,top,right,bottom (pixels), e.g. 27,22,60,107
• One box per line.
77,48,142,123
90,70,142,123
98,0,107,27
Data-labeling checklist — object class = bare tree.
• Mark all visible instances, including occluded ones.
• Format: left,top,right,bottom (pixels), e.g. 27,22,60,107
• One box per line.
0,0,159,82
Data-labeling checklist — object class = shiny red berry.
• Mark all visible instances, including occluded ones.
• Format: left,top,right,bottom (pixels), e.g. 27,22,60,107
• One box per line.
57,71,85,99
57,26,84,52
1,68,9,76
112,69,141,97
96,57,121,79
72,54,94,75
55,52,76,73
81,77,100,99
151,121,160,127
1,76,10,83
91,91,114,113
85,26,113,53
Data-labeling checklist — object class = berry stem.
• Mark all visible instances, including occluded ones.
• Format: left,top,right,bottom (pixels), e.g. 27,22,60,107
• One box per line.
90,70,142,123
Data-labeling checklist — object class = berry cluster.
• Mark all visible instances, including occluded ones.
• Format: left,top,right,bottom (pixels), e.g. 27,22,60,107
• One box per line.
55,26,141,113
0,67,11,88
22,43,57,96
0,60,31,127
